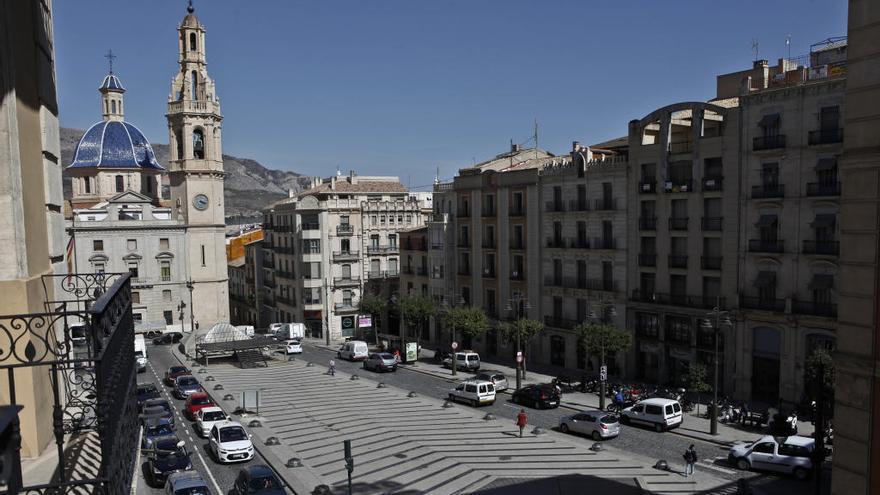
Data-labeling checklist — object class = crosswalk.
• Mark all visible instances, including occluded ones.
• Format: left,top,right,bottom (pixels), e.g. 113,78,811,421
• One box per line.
204,360,730,494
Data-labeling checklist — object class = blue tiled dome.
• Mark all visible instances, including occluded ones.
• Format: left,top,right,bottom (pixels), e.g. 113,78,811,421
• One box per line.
100,74,125,92
67,121,164,170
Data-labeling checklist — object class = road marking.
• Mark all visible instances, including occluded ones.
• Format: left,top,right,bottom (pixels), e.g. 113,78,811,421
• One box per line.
698,460,736,475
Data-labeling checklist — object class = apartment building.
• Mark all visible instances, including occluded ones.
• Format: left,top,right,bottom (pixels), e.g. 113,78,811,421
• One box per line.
730,39,845,404
262,172,431,340
541,143,628,373
227,227,263,326
400,226,430,297
626,100,740,390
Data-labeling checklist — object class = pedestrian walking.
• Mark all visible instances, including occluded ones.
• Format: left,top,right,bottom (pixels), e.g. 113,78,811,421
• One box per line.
393,348,401,364
741,402,750,426
515,409,528,438
683,444,697,477
329,359,336,376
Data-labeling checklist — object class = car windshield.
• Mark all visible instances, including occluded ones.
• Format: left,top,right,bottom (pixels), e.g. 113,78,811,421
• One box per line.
143,407,166,416
191,396,212,405
202,411,225,421
600,415,617,424
249,475,282,491
219,427,248,442
135,351,144,358
170,367,187,374
175,488,210,495
150,424,173,436
138,385,157,394
378,353,394,359
178,377,198,386
155,438,179,452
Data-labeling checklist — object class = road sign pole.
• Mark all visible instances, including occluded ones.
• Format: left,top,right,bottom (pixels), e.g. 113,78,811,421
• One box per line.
344,439,353,495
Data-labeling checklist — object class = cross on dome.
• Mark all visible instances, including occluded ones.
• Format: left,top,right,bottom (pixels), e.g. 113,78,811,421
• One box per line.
104,49,116,74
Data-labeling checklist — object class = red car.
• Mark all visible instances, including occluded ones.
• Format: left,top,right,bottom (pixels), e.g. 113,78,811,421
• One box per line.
164,365,191,386
185,392,215,420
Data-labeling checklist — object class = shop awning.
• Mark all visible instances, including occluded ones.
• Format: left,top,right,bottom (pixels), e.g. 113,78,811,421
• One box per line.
810,214,836,228
809,274,834,290
753,271,777,287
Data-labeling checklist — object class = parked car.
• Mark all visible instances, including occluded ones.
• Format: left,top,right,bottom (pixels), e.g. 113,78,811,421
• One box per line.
231,465,285,495
135,350,147,373
185,392,215,420
165,471,212,495
281,339,302,354
728,435,815,480
196,407,229,438
337,340,369,361
164,366,191,386
141,418,175,448
140,405,175,429
511,384,560,409
137,383,161,406
442,351,481,371
474,370,508,391
363,353,398,372
448,380,496,407
144,436,192,487
559,410,620,441
208,421,255,463
433,349,452,363
619,398,683,432
141,397,173,414
173,375,203,400
153,332,184,345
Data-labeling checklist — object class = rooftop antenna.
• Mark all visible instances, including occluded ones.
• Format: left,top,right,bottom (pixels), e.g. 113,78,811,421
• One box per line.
751,39,759,62
434,166,440,185
336,165,341,176
534,118,539,160
786,34,792,63
104,49,116,74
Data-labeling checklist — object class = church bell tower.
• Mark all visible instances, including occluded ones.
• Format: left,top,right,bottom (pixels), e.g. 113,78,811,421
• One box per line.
167,1,229,326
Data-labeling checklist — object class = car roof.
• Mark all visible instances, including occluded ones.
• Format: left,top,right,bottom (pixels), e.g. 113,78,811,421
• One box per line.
187,391,209,398
639,397,678,405
755,435,814,447
145,417,172,427
215,420,243,429
245,464,276,478
168,470,208,488
460,380,494,386
200,406,224,414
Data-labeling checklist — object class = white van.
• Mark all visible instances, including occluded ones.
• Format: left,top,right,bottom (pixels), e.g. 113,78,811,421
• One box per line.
273,323,305,341
134,334,147,373
448,380,496,407
619,398,683,432
337,340,369,361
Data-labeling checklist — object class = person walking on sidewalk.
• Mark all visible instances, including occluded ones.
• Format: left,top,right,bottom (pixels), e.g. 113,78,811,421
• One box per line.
329,359,336,376
516,409,528,438
683,444,697,477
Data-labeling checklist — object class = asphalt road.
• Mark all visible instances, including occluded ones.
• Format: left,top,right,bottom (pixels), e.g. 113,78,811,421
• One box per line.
134,342,278,495
296,344,777,485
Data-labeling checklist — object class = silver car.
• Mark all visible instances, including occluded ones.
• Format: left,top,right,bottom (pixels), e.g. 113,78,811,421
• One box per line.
474,370,508,391
363,353,398,372
559,410,620,441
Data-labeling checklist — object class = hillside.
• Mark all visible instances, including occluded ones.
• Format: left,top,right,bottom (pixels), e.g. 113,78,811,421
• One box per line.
59,127,310,219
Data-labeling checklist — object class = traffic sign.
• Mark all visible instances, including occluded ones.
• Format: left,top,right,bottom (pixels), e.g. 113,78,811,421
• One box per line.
600,365,607,381
451,341,459,350
516,351,523,364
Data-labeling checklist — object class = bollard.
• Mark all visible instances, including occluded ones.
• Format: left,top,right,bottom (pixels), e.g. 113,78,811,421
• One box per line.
223,394,234,401
287,457,303,468
590,442,603,452
483,413,496,421
205,376,215,382
531,426,547,435
350,375,359,381
407,391,417,398
213,384,224,391
442,400,454,408
653,459,669,471
265,437,280,446
377,382,386,388
248,419,262,428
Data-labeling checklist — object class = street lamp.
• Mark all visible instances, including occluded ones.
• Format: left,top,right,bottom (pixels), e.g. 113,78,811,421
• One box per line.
441,293,465,377
700,297,733,436
588,302,617,412
186,279,194,333
504,295,530,391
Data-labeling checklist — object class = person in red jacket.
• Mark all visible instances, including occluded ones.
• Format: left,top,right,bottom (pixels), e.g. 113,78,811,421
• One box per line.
516,409,528,438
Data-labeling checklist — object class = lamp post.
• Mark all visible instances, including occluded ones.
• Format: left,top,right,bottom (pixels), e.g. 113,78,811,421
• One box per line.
441,292,464,377
588,302,617,412
177,300,187,331
701,297,733,436
186,279,194,333
504,295,530,391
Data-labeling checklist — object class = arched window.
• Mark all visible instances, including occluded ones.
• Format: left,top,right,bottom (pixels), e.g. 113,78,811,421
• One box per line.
175,130,183,160
115,175,124,192
83,177,91,194
189,32,197,51
190,70,198,100
111,100,116,114
192,129,205,159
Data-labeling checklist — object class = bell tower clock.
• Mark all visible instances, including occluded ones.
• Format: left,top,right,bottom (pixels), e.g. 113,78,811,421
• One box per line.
167,1,229,326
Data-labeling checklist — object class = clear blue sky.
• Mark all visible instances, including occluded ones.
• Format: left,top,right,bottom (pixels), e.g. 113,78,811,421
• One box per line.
55,1,847,189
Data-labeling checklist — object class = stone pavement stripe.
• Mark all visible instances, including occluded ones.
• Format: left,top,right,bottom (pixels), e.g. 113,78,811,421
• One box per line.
385,460,473,494
422,469,487,495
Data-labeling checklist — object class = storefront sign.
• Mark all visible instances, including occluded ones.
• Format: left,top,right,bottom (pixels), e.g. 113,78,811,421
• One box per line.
358,315,372,328
405,342,418,362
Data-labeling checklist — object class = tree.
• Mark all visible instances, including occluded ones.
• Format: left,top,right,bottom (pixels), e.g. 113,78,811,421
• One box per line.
574,322,632,374
683,362,711,416
442,306,489,338
398,294,437,339
804,348,835,416
358,294,386,345
499,318,544,378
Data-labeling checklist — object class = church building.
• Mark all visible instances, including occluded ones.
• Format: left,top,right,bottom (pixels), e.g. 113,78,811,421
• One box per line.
66,4,229,332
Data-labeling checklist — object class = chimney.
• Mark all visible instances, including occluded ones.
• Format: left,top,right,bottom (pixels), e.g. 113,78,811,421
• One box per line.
349,170,358,185
330,175,337,190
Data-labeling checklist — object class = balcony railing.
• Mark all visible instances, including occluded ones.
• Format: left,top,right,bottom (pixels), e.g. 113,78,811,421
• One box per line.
668,141,693,154
546,237,566,248
262,259,275,269
544,276,618,292
664,179,694,193
367,245,399,255
332,250,359,261
482,239,497,249
668,254,689,268
481,208,496,218
668,217,689,231
639,217,657,230
740,295,785,312
638,179,657,194
808,128,843,145
401,266,414,275
302,222,320,230
702,176,723,191
594,198,618,211
264,279,277,289
456,238,470,248
275,246,295,255
569,199,589,212
592,238,617,250
570,238,590,249
276,270,296,279
701,256,723,270
335,302,358,312
337,224,354,236
545,201,566,213
701,217,723,231
749,239,785,253
303,296,322,305
638,254,657,267
456,209,471,218
791,300,838,318
544,315,579,330
417,267,428,276
481,269,496,279
631,290,725,310
751,184,785,199
753,135,787,151
806,182,841,197
510,239,525,250
457,267,471,276
802,240,839,255
276,296,296,306
510,271,525,281
509,206,526,217
333,276,361,287
367,270,397,279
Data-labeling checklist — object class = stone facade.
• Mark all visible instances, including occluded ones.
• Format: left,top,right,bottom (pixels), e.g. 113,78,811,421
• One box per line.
228,227,263,327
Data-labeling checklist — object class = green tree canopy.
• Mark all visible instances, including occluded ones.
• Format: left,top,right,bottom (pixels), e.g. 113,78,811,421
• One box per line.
499,318,544,346
804,348,836,396
683,362,711,393
358,293,386,317
442,306,490,337
398,294,437,334
574,322,632,358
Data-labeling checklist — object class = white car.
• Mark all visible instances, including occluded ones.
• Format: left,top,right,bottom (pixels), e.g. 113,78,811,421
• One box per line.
208,421,254,463
448,380,496,407
728,435,815,480
195,406,229,438
283,339,302,354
